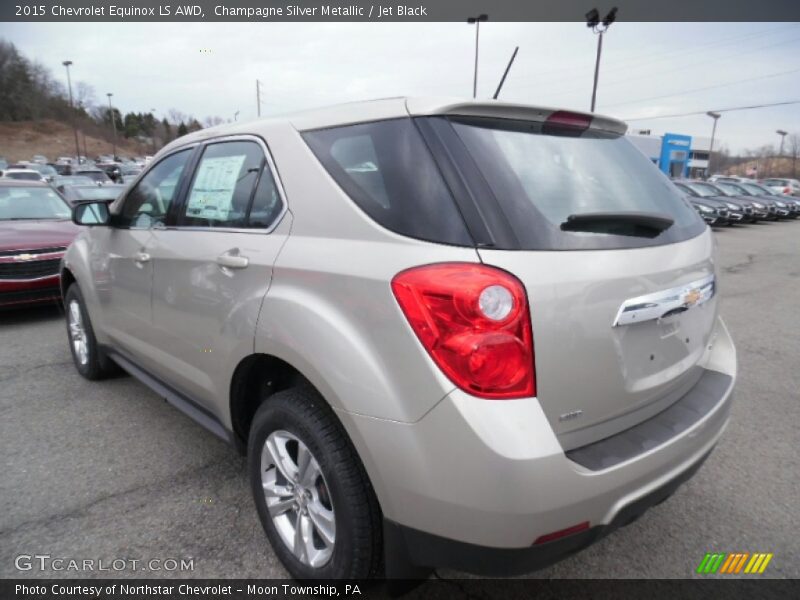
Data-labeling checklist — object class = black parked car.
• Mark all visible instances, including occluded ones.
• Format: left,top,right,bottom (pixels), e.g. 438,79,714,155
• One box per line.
713,181,787,220
698,181,762,222
672,182,730,225
674,181,747,224
739,182,799,219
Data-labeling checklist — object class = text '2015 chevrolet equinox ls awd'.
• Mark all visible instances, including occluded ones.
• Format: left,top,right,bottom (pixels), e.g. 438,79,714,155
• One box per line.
61,98,736,579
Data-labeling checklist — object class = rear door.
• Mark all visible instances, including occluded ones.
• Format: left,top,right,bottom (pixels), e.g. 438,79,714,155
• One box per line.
147,137,290,415
432,115,716,449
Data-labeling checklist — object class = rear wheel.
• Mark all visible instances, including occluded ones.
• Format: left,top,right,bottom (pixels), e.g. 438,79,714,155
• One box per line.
64,283,120,380
248,386,382,579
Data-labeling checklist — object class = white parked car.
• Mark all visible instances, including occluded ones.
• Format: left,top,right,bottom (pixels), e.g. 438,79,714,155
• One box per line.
0,168,47,182
761,178,800,197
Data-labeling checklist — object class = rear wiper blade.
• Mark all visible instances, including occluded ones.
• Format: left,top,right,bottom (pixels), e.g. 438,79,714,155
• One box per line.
560,212,674,238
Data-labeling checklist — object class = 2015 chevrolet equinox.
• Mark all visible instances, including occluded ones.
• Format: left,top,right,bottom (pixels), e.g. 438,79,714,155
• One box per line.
61,98,736,579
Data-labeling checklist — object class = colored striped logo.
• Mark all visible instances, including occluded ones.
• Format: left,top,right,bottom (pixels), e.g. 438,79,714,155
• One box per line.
696,552,773,574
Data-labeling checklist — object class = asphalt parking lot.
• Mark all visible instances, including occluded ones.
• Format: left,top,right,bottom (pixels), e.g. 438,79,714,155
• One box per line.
0,220,798,582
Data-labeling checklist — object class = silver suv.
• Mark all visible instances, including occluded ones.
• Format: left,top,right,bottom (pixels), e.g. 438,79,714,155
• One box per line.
61,98,737,579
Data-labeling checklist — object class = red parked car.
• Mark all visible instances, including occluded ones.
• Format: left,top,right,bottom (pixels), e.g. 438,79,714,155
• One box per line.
0,180,80,309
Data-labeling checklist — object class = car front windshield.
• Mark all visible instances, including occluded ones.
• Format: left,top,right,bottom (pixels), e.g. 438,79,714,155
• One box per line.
0,187,72,220
741,183,770,195
716,182,747,196
685,183,719,198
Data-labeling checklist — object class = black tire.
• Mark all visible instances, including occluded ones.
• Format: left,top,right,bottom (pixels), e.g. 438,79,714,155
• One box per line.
248,386,383,579
64,283,120,380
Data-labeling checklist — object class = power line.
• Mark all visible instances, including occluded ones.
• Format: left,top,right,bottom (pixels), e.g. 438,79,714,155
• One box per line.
512,23,799,89
600,66,800,109
537,33,800,98
622,99,800,121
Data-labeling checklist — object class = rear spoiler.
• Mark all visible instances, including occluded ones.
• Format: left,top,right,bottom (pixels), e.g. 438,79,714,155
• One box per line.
405,98,628,137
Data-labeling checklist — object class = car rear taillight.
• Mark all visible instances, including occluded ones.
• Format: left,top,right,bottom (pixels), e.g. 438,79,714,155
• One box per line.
784,187,791,195
391,263,535,399
542,110,592,137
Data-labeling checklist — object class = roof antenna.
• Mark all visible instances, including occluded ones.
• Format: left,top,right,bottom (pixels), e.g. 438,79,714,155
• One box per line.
493,46,519,100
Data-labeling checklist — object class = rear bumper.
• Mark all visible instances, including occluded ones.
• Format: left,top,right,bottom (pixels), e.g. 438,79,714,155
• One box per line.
343,317,736,575
385,446,713,576
0,274,62,308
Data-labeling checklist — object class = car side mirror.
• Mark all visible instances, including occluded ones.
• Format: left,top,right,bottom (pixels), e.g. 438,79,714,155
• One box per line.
73,201,111,226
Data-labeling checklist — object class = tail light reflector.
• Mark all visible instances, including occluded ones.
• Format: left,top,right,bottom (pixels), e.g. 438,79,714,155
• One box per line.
534,521,591,545
391,263,535,399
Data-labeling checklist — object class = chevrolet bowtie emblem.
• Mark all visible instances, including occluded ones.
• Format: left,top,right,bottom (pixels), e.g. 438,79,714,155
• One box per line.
14,253,37,261
683,288,702,307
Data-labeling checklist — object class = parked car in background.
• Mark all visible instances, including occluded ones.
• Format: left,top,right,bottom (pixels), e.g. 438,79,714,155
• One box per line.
26,163,58,182
761,177,800,197
702,181,762,222
672,181,731,225
96,162,122,182
72,167,112,185
31,154,48,165
62,98,736,580
0,180,80,309
674,180,745,223
739,182,799,218
118,173,140,186
708,175,755,184
0,168,47,183
51,175,96,194
688,199,723,226
716,181,790,219
60,183,126,206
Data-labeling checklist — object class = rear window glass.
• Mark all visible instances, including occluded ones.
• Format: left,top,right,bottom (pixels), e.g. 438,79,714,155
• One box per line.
302,118,472,246
448,117,705,250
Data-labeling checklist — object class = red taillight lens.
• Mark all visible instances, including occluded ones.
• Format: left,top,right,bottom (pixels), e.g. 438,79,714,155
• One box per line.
784,187,791,194
391,263,535,399
543,110,592,136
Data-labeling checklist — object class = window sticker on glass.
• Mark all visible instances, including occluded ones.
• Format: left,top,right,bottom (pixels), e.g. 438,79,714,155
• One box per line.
186,154,247,221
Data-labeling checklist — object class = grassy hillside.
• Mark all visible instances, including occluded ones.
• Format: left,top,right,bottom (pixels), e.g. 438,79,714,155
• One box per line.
0,120,148,162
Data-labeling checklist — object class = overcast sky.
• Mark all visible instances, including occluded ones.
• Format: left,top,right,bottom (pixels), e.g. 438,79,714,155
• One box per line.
1,21,799,153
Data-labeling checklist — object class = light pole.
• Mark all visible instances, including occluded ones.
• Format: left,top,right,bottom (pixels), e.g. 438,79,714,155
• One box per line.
62,60,81,163
107,93,118,160
706,111,721,178
234,110,240,122
467,14,488,99
586,7,618,113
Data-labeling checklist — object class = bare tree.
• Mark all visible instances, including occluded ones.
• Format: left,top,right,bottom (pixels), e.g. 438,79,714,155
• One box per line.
203,115,224,128
74,81,96,113
166,108,188,125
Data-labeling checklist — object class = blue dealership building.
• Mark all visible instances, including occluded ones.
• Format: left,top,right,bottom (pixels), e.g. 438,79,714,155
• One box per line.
627,130,713,179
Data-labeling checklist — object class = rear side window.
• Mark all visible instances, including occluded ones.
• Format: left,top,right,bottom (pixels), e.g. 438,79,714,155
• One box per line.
302,119,472,246
448,117,705,250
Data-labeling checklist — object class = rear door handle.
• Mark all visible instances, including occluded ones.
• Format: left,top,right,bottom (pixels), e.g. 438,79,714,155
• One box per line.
134,252,151,263
216,253,249,269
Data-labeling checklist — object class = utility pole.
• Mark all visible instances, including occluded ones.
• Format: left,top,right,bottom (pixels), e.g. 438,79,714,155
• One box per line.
107,93,118,160
62,60,81,163
256,79,262,117
707,111,721,178
586,7,618,112
467,14,488,99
